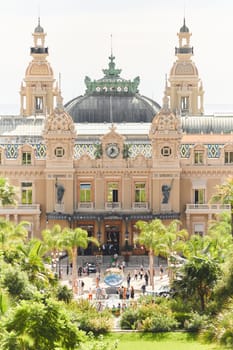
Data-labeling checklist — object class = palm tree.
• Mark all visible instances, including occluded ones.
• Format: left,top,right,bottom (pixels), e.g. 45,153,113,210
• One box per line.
136,219,188,289
0,177,17,206
60,227,99,293
210,177,233,236
42,224,63,274
182,213,233,264
18,239,55,288
136,219,167,290
158,220,188,280
0,220,29,262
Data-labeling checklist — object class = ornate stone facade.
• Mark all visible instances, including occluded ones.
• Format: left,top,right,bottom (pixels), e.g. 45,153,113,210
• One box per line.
0,19,232,255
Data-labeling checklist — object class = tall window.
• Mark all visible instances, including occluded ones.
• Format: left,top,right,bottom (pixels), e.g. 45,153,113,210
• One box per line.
194,151,204,164
225,151,233,164
21,182,32,204
35,96,43,112
181,96,189,113
22,152,32,165
80,183,91,202
194,189,205,204
135,183,146,202
0,151,2,164
107,183,118,202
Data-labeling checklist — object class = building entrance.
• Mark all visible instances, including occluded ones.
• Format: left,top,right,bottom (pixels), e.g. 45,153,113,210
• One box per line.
104,224,120,255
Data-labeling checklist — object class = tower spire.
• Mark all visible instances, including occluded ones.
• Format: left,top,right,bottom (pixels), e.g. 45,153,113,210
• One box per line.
166,20,204,116
162,74,169,111
110,34,113,57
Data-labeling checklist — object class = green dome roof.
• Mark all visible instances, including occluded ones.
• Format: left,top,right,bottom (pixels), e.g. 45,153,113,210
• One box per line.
65,55,161,123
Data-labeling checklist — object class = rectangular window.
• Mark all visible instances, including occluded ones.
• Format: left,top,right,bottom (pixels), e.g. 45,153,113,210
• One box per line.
194,151,204,164
80,183,91,202
194,223,204,236
107,183,118,202
35,96,43,112
22,152,31,165
0,152,1,164
224,151,233,164
135,183,146,202
181,96,189,112
194,189,205,204
21,182,32,204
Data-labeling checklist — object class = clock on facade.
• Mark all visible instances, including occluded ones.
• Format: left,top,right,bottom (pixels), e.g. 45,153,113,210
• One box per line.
106,144,120,158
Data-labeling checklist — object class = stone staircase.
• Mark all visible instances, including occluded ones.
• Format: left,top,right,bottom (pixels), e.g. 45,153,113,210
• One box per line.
76,255,166,268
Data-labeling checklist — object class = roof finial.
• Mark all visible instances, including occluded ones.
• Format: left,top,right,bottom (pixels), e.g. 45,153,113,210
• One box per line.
59,72,61,91
110,34,113,57
162,74,169,110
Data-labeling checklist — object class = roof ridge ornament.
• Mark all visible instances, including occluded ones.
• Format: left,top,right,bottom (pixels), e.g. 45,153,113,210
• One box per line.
84,53,140,94
102,54,122,78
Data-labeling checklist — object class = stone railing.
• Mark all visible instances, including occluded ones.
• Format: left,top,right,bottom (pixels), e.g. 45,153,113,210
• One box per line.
186,203,231,214
132,202,148,209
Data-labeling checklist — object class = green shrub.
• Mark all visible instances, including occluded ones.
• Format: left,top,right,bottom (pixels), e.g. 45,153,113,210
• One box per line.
56,285,73,303
78,314,113,334
120,309,138,329
2,267,33,299
68,300,113,335
183,312,208,332
173,312,191,328
141,313,178,332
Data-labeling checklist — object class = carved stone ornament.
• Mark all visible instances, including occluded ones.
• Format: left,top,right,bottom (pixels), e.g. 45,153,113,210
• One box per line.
43,106,76,134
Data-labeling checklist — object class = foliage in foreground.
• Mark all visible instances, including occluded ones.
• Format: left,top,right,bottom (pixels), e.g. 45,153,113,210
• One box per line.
0,299,85,350
120,299,178,331
201,298,233,347
67,299,113,335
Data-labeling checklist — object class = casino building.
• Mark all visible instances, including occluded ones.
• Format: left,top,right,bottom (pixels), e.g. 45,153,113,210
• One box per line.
0,19,232,255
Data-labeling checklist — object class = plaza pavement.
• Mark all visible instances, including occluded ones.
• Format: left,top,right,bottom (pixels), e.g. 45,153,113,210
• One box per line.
60,263,169,304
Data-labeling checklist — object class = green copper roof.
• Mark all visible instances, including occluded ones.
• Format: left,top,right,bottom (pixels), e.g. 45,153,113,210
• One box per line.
84,54,140,94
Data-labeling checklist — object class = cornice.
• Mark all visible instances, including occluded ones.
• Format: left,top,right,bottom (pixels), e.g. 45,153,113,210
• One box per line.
181,165,233,177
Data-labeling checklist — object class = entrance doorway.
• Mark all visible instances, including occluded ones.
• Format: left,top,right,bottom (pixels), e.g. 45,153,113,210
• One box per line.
104,224,120,255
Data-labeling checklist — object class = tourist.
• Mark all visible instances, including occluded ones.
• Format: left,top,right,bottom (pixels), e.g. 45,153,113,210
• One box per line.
160,265,164,279
130,286,135,299
141,284,146,295
144,272,149,286
127,272,131,288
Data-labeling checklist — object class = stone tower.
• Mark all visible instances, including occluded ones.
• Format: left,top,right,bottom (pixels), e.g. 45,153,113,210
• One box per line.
20,18,59,116
166,19,204,116
149,89,182,214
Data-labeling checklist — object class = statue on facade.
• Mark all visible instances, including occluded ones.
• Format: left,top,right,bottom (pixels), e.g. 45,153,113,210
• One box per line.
162,179,174,204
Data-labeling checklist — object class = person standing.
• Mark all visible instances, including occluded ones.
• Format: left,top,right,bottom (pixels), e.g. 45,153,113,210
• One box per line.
141,284,146,295
144,272,149,286
130,286,135,299
159,265,164,279
127,273,131,288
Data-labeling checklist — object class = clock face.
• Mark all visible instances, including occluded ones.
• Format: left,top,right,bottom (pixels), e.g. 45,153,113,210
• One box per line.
106,144,120,158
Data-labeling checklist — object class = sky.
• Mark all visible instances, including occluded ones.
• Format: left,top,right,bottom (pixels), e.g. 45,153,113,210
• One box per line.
0,0,233,114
